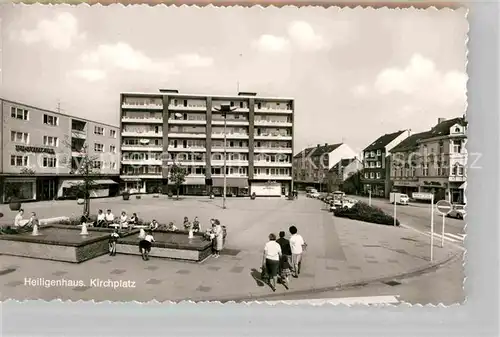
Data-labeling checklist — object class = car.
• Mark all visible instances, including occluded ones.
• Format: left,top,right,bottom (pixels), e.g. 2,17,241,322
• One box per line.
330,198,357,212
447,204,466,219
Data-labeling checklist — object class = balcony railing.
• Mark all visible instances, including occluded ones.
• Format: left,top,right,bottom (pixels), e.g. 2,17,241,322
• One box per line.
122,131,163,137
254,120,292,127
254,134,292,140
121,159,162,165
169,104,207,111
254,147,292,153
253,161,292,167
211,133,249,139
211,147,249,153
71,129,86,139
121,145,163,151
120,174,162,179
122,102,163,110
254,106,293,114
167,146,206,152
168,132,206,139
122,116,163,123
211,119,249,126
253,174,292,180
168,118,206,125
211,160,249,166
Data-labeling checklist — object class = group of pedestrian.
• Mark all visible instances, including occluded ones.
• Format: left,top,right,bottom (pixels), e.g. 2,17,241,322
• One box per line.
262,225,306,291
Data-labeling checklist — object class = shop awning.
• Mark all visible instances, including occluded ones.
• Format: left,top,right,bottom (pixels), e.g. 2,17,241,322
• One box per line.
212,177,249,188
94,179,118,185
61,179,118,188
122,178,142,182
60,180,84,189
459,182,467,189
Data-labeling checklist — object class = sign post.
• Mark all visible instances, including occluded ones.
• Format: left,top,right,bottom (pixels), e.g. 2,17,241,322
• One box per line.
368,190,372,206
430,195,434,261
435,199,453,248
393,196,397,226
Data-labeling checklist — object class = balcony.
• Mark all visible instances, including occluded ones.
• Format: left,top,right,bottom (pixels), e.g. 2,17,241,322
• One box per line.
254,147,293,154
211,119,249,126
121,159,162,166
211,147,249,153
169,104,207,112
253,161,292,167
121,145,163,152
211,107,249,113
168,132,206,139
122,116,163,124
211,160,249,166
167,146,206,152
254,134,292,141
253,174,292,180
122,103,163,110
254,106,293,114
165,159,206,166
168,118,206,125
254,120,292,127
71,129,86,139
122,131,163,137
120,174,162,179
211,133,248,139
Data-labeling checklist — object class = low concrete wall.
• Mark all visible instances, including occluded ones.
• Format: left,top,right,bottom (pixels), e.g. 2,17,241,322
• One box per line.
116,243,212,262
40,216,70,226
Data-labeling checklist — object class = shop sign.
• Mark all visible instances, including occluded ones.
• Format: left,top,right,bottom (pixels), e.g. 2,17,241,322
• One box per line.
15,145,55,155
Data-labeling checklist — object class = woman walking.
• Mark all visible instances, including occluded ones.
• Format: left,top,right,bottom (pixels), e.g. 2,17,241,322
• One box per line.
213,219,224,258
262,233,282,292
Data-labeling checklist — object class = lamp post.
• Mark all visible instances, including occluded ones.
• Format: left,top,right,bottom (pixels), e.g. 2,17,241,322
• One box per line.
213,104,237,209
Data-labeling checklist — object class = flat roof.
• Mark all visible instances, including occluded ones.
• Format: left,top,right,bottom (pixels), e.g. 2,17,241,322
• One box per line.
1,98,120,129
120,91,294,101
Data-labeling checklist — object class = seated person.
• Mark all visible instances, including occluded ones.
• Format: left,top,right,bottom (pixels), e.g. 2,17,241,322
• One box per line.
28,212,39,228
149,219,160,231
104,209,115,226
80,212,91,226
14,209,30,229
183,217,190,230
119,211,128,229
166,221,178,232
192,217,201,233
129,213,139,227
95,209,106,227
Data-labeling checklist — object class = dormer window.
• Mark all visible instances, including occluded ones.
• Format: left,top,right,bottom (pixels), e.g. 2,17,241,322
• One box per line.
455,127,461,133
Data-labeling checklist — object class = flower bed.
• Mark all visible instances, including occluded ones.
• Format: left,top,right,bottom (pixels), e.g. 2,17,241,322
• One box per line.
333,202,400,226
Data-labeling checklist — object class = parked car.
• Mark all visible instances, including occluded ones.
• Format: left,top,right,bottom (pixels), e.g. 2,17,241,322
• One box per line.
330,198,357,212
447,204,466,219
390,193,410,205
309,191,320,198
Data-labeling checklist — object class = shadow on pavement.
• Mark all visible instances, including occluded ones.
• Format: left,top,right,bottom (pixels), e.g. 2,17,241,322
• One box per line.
250,268,266,287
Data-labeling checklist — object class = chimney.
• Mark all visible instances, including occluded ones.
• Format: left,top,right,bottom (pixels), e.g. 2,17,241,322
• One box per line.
317,144,320,148
438,118,446,124
324,143,328,147
407,129,412,137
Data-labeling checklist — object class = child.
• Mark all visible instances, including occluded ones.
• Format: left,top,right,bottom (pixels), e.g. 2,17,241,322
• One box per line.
139,230,155,261
192,217,201,233
149,219,160,231
166,221,177,232
183,217,191,231
109,229,120,256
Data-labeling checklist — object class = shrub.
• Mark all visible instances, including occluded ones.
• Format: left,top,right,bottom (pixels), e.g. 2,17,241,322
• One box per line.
333,202,400,226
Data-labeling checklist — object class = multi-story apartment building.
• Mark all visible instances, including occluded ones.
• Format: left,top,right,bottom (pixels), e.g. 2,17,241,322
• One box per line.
361,130,409,198
390,117,467,203
0,99,121,203
292,143,358,191
120,89,294,197
326,157,363,192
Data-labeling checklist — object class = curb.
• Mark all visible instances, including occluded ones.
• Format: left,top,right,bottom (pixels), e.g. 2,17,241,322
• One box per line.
179,250,462,303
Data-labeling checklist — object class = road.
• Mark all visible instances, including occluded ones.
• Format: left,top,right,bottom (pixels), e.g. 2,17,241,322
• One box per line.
344,196,466,246
263,252,465,305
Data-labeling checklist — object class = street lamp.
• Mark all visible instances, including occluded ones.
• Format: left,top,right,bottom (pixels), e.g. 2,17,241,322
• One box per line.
213,104,238,209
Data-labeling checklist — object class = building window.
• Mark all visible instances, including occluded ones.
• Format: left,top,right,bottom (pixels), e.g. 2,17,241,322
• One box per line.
93,161,103,169
43,136,59,147
94,126,104,135
453,164,465,176
423,164,429,176
370,172,374,179
109,145,116,153
459,166,465,176
452,140,462,153
94,143,104,152
376,150,381,156
43,114,58,126
42,157,57,168
109,130,117,138
376,161,381,168
11,107,29,120
364,173,368,179
11,155,28,167
370,151,375,157
110,162,117,170
376,172,381,179
410,167,416,177
11,131,29,144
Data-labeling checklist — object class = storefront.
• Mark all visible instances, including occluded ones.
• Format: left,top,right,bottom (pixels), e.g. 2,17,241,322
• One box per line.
392,180,419,197
36,177,58,201
1,176,37,203
250,180,287,197
58,178,118,199
212,177,249,197
122,178,144,194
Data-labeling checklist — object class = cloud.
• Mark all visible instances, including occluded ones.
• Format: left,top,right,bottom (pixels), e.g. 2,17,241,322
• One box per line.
373,54,467,106
175,53,214,68
14,12,85,50
69,69,107,82
252,34,290,52
287,21,327,51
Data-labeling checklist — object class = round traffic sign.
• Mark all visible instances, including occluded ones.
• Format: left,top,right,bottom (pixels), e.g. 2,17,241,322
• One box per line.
435,200,453,215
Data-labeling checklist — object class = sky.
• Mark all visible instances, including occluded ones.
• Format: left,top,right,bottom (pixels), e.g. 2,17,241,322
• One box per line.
0,5,468,153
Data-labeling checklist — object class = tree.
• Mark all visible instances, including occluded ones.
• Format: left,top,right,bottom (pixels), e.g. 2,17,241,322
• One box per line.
169,163,187,200
63,134,101,216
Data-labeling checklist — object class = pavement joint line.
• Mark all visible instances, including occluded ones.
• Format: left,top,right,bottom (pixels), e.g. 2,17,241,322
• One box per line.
171,250,462,303
400,224,466,251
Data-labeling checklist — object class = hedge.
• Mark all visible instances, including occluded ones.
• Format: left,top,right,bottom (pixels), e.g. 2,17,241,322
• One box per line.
333,202,400,226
